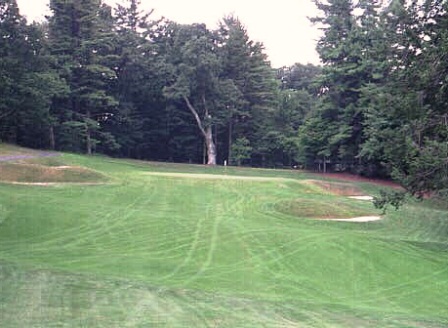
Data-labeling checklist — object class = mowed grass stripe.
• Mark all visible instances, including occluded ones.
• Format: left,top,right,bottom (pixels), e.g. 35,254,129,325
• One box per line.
0,148,447,327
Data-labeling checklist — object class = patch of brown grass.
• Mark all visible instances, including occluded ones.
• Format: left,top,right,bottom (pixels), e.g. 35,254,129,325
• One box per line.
0,143,40,156
21,157,67,167
302,179,364,196
276,198,376,219
0,163,107,184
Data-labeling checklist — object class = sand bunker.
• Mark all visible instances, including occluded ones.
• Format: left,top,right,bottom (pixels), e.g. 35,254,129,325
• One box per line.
319,216,382,222
348,195,374,201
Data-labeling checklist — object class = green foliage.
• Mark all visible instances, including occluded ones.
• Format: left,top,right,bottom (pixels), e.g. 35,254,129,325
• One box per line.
48,0,119,154
394,139,448,198
230,137,252,166
373,190,407,213
0,2,66,149
1,1,309,167
217,16,279,166
299,0,448,200
277,63,322,95
305,0,367,172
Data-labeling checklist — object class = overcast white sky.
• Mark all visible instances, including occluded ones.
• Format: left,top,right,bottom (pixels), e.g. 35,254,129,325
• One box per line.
16,0,322,68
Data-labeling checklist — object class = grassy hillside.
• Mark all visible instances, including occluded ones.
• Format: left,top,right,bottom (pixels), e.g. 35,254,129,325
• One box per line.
0,145,447,327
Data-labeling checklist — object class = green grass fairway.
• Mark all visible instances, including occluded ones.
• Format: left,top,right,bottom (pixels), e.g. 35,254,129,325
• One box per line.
0,147,447,327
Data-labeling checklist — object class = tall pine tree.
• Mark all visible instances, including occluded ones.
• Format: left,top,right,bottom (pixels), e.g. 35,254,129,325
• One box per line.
48,0,118,154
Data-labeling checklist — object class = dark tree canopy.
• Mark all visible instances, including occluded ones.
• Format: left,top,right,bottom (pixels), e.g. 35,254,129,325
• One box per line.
299,0,448,200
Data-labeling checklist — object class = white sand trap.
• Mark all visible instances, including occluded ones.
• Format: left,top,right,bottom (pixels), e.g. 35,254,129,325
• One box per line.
321,216,382,222
348,195,374,201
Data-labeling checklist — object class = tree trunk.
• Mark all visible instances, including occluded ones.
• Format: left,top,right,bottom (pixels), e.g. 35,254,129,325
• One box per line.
183,95,217,165
228,120,232,165
86,111,92,155
205,125,217,165
49,126,55,150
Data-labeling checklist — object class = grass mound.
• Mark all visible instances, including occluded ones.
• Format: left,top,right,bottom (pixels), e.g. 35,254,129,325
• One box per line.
276,197,378,219
0,163,107,184
22,156,68,167
0,143,41,156
303,179,365,196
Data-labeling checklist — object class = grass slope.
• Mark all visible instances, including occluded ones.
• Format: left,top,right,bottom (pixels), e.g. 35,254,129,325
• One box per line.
0,146,447,327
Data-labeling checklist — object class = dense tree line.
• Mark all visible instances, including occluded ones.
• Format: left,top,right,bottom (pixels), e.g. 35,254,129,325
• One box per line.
0,0,316,167
297,0,448,198
1,0,447,197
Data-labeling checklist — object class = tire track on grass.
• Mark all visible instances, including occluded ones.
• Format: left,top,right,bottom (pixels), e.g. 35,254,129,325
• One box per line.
1,184,158,261
210,228,343,302
203,180,343,301
342,265,448,305
226,197,331,303
257,235,359,301
202,180,287,282
159,208,207,281
181,204,223,287
327,238,448,306
228,210,339,276
0,186,150,249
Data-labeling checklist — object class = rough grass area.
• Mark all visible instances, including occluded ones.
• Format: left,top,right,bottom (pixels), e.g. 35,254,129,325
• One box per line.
0,145,447,327
276,197,378,219
0,143,41,155
0,163,107,183
303,179,365,196
23,156,69,167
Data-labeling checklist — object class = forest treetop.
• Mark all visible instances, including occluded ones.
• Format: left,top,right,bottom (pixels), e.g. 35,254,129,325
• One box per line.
16,0,322,68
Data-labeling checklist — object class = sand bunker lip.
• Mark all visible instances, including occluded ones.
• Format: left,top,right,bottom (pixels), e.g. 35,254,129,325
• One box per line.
348,195,374,201
319,216,382,222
